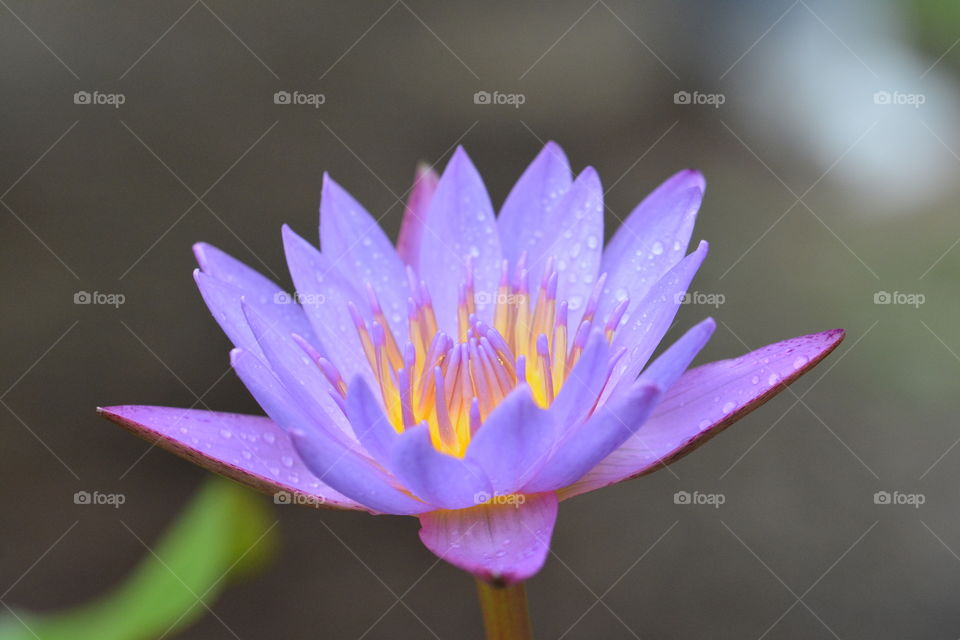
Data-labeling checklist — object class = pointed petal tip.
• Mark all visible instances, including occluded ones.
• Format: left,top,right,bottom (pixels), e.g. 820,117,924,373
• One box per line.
192,242,210,268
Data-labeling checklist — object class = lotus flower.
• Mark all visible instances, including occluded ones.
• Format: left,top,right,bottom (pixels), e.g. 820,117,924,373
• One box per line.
100,143,843,586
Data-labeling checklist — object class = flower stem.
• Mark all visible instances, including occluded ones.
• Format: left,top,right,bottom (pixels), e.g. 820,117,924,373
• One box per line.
475,578,533,640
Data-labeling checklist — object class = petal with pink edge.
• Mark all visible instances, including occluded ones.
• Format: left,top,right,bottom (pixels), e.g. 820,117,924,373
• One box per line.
97,405,364,511
497,142,572,265
418,492,559,585
418,147,502,332
560,329,846,500
397,164,439,265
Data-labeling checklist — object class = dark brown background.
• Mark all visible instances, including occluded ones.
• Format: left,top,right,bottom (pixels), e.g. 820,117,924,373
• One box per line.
2,1,959,638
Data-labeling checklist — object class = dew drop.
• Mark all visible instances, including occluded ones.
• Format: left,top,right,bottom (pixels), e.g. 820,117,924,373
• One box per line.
768,373,781,385
263,432,276,444
651,241,664,255
792,355,809,370
219,429,233,439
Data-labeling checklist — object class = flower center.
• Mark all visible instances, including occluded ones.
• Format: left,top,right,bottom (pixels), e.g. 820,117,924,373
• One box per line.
320,256,628,457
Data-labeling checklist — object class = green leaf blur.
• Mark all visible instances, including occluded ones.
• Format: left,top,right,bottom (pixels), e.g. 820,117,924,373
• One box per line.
0,479,276,640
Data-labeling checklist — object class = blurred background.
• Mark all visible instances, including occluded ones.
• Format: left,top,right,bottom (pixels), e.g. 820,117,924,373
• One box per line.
1,1,959,638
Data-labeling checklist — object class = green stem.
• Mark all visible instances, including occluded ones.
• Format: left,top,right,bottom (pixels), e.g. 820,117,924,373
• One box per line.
475,579,533,640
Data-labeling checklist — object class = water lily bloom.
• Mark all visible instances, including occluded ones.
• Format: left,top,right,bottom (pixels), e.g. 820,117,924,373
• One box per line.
100,143,843,586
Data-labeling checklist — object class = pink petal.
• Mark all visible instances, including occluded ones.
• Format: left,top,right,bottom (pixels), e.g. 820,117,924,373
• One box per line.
560,329,846,500
418,492,559,584
418,147,502,332
397,164,439,265
497,141,573,265
98,405,364,510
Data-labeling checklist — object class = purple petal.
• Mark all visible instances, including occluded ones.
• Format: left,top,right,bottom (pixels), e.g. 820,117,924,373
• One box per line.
319,174,409,337
194,270,264,358
241,301,355,448
541,168,604,327
560,329,846,500
497,142,572,264
397,164,439,265
607,240,709,398
194,243,315,347
598,170,704,317
282,225,374,388
389,424,492,510
98,405,364,510
193,243,317,354
291,426,431,516
344,375,398,464
418,492,558,585
639,317,716,390
549,330,610,429
228,349,430,515
465,384,555,495
523,381,662,493
417,147,502,332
